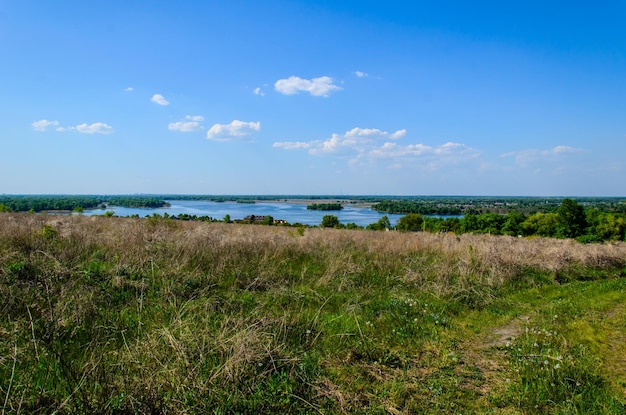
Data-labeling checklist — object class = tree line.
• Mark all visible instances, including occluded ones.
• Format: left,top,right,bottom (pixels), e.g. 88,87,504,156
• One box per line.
0,195,167,212
372,197,626,215
321,199,625,242
307,203,343,211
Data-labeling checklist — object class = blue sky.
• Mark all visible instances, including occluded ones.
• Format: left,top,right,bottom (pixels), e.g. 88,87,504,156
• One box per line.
1,1,625,196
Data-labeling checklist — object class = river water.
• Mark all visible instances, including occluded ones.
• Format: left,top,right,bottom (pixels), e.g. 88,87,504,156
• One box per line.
82,200,411,227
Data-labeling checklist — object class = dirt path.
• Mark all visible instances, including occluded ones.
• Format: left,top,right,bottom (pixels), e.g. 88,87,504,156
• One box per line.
603,304,626,398
455,315,531,409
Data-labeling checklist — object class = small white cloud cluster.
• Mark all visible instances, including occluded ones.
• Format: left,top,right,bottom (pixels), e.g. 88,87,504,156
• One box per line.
274,127,480,169
206,120,261,141
151,93,169,106
273,127,406,155
31,119,59,132
32,120,114,134
145,90,262,141
71,123,115,134
168,115,205,132
274,75,341,97
274,127,406,153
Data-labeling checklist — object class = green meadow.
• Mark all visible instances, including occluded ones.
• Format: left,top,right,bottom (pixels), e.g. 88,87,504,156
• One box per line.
1,213,624,414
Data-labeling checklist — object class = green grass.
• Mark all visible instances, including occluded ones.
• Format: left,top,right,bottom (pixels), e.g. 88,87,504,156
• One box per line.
0,213,625,414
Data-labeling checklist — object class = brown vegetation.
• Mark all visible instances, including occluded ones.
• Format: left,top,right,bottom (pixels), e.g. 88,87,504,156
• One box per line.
1,212,624,414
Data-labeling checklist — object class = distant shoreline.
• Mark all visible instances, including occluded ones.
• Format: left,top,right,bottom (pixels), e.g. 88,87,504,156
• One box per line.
260,198,375,208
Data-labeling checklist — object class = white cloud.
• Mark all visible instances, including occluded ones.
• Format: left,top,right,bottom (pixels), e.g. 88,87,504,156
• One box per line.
151,93,169,106
32,119,59,131
390,130,407,139
274,127,406,155
274,127,480,170
206,120,261,141
434,142,468,155
168,115,205,132
34,119,114,134
274,127,408,157
75,123,114,134
124,87,134,92
272,141,311,150
168,122,202,132
551,145,577,154
274,76,342,97
354,71,368,78
56,122,114,134
253,87,265,96
345,127,406,139
369,142,432,158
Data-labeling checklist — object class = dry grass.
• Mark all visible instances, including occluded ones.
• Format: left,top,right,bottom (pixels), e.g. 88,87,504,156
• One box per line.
1,212,625,414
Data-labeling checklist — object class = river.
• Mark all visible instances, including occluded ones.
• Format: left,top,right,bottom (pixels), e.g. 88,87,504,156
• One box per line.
82,200,412,227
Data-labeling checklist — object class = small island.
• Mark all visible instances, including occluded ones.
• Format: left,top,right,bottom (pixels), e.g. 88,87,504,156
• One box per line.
306,202,343,211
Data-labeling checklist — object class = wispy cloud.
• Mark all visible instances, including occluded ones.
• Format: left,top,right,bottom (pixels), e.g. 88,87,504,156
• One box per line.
274,76,341,97
151,93,169,106
75,123,114,134
31,119,59,131
368,142,432,158
274,128,479,170
501,145,583,166
274,127,408,156
354,70,368,78
206,120,261,141
124,87,134,92
253,87,265,96
272,141,311,150
33,119,114,134
370,142,480,170
345,127,406,139
168,115,205,132
57,122,115,134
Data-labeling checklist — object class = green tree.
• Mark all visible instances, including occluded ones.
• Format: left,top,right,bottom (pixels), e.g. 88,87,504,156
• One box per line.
396,213,424,232
557,198,587,238
502,211,526,236
522,212,559,237
461,214,480,233
0,203,11,212
223,214,231,223
346,222,363,230
444,217,461,233
321,215,340,228
366,215,391,231
476,213,506,235
594,213,626,241
263,215,274,225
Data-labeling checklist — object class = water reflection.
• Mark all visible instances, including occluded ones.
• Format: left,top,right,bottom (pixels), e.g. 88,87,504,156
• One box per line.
83,200,409,227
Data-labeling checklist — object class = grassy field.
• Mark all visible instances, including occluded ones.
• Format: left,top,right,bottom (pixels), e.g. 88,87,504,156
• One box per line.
1,213,625,414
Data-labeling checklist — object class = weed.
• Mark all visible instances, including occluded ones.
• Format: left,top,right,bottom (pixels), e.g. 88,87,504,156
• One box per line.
0,213,624,413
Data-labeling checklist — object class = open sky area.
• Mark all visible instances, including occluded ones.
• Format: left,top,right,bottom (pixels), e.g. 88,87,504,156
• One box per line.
1,1,625,196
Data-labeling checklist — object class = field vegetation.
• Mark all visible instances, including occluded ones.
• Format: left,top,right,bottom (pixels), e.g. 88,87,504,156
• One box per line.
0,196,167,213
307,203,344,211
0,212,625,414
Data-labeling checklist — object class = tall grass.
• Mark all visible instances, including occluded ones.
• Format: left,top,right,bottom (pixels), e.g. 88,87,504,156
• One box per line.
1,213,624,413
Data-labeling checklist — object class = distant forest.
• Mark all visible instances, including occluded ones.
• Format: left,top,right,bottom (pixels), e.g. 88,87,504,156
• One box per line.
307,203,343,211
0,195,167,212
1,195,625,242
